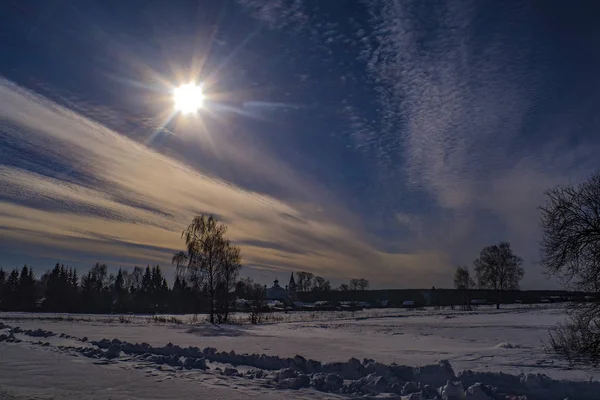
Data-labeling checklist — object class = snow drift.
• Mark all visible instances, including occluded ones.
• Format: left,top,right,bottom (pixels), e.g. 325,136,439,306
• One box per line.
1,321,599,400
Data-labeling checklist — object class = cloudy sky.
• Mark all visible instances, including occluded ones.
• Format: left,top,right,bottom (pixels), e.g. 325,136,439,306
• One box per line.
1,0,599,288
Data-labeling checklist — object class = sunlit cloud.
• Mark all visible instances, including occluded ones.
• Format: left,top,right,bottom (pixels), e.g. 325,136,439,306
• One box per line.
0,78,440,287
5,0,600,289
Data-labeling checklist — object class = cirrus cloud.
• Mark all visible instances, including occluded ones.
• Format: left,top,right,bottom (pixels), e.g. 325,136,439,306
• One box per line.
0,77,443,287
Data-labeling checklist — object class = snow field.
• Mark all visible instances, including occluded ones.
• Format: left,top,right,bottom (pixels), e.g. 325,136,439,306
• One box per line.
1,305,599,399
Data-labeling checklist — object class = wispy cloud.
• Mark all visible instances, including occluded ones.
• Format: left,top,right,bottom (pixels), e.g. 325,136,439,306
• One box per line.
238,0,600,287
0,78,441,287
354,0,600,286
4,0,599,289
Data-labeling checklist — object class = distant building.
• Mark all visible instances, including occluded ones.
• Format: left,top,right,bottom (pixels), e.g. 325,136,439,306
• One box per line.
266,279,288,301
266,273,298,302
288,272,297,301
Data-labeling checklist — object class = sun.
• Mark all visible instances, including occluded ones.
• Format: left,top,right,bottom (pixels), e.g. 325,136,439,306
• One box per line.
173,83,205,114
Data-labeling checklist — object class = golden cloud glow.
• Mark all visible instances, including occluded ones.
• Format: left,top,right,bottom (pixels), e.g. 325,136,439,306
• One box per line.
0,78,444,287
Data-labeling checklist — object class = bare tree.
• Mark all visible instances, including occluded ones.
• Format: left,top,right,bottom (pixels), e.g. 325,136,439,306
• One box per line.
172,251,203,293
234,277,254,299
540,173,600,365
357,278,369,290
172,251,188,279
175,215,237,324
311,276,331,292
125,266,144,292
454,266,475,310
548,302,600,366
296,271,314,292
338,283,350,291
349,278,369,290
215,241,241,323
247,282,266,324
540,173,600,291
474,242,524,309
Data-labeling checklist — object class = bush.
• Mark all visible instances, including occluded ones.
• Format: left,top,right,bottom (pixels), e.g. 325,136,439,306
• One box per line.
540,172,600,365
152,315,183,324
547,302,600,367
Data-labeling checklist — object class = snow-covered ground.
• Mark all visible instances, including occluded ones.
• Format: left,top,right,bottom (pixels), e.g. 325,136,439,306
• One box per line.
1,305,599,399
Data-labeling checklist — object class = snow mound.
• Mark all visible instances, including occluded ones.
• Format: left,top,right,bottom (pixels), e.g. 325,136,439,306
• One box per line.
90,338,600,399
89,338,208,370
465,383,492,400
440,380,465,399
4,322,600,400
458,369,600,400
8,326,55,338
223,367,238,376
0,332,21,343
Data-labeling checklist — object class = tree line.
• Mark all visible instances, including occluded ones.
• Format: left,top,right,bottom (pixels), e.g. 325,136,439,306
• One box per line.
0,215,370,320
453,241,525,310
294,272,370,293
0,263,171,314
0,215,256,322
3,169,599,367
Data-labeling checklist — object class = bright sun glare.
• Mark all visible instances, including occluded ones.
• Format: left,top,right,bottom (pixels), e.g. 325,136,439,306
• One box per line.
173,83,205,114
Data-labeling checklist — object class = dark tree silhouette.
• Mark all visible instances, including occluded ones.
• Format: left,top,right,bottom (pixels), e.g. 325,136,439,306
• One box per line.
175,215,242,324
454,265,475,310
246,281,266,324
0,266,36,311
127,266,144,293
131,265,168,313
296,271,314,292
171,275,185,313
113,268,128,312
42,264,79,312
0,259,260,316
311,276,331,292
358,278,370,290
350,278,370,291
5,269,20,310
215,241,241,323
234,277,254,299
540,173,600,365
474,242,524,309
80,263,113,313
18,266,36,311
0,268,6,310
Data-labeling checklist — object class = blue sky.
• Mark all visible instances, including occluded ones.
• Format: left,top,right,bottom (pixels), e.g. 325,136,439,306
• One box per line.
1,0,599,288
